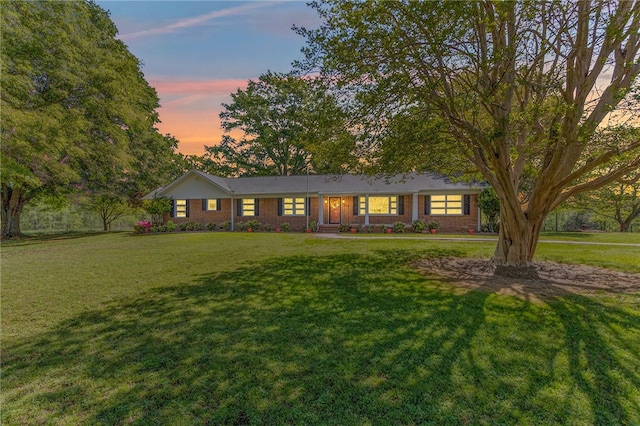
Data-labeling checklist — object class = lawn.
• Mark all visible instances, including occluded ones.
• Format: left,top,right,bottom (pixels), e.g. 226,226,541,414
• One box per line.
2,232,639,425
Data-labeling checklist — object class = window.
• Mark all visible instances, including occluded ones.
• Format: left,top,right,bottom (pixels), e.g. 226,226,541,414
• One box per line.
205,199,219,211
241,199,255,216
175,199,188,217
359,196,398,215
431,194,463,215
283,197,306,216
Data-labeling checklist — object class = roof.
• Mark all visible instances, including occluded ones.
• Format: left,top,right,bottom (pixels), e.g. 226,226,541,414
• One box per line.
143,170,484,199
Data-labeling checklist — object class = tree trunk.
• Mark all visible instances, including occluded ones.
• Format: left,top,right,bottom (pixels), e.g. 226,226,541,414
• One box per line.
1,185,28,239
492,204,542,278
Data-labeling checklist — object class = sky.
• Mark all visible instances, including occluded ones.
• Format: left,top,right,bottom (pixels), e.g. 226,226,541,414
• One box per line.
96,1,321,156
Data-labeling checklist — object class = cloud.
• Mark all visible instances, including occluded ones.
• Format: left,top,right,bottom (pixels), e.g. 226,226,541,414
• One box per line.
120,2,279,41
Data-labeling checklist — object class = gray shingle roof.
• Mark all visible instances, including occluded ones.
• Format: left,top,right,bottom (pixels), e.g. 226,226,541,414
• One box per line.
144,170,484,199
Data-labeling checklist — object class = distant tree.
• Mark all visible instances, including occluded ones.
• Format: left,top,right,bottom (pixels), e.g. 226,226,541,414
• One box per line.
203,71,356,177
299,0,640,275
83,194,130,232
570,176,640,232
143,197,173,227
478,188,500,233
1,1,175,238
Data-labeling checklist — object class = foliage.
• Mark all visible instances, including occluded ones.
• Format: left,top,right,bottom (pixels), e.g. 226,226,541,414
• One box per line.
201,71,356,177
338,223,351,233
281,223,291,232
133,221,151,234
142,197,173,227
245,220,260,231
411,219,427,233
393,221,406,233
220,221,232,232
263,223,272,232
478,188,501,233
427,221,440,230
83,194,131,232
206,222,217,231
235,221,246,232
0,1,178,238
569,172,640,232
299,0,640,271
166,221,176,232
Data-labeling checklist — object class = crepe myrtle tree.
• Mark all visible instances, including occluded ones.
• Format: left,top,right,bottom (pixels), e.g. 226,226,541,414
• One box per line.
298,0,640,275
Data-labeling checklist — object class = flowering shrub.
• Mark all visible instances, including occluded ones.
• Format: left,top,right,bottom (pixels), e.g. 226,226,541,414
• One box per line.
133,220,151,234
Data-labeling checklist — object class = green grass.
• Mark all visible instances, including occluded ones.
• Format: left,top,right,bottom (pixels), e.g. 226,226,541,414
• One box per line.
2,232,639,425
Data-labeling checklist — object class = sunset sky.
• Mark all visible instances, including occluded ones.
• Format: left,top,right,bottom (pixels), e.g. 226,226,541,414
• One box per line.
96,1,320,155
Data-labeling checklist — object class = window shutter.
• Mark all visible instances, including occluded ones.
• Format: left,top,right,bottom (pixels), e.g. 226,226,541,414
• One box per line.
170,200,175,217
464,195,471,215
185,200,190,218
306,197,311,216
217,199,222,211
202,199,207,211
277,198,283,216
398,196,405,215
424,195,431,215
237,199,242,216
255,199,259,216
353,196,359,215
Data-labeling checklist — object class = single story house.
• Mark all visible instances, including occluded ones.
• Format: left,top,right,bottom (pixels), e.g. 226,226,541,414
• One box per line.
144,170,485,232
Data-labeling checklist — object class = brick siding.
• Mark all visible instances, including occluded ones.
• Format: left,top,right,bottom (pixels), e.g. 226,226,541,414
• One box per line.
166,194,479,232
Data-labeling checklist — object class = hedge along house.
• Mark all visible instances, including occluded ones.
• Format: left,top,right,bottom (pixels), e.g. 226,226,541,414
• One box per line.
144,170,485,232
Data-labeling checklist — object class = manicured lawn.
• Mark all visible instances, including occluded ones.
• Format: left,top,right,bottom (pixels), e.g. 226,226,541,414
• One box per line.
2,232,639,424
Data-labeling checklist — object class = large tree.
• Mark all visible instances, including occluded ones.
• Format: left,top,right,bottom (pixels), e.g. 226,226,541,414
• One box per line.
299,0,640,274
1,0,174,238
203,71,356,177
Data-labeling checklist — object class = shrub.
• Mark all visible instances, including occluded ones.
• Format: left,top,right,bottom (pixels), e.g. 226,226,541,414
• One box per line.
166,221,176,232
221,221,232,231
361,224,373,233
427,220,440,230
236,221,246,231
412,219,427,233
393,221,406,233
263,223,272,232
281,223,291,232
185,221,202,231
338,223,351,233
245,219,260,230
309,220,318,232
206,222,216,231
133,220,151,234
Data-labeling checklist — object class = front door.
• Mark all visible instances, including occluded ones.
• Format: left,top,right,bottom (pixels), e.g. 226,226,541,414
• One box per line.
328,197,341,224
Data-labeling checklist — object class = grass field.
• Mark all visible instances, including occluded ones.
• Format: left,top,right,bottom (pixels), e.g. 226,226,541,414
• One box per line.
2,232,639,424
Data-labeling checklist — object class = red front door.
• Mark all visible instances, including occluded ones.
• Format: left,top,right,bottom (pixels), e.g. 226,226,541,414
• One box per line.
328,197,341,224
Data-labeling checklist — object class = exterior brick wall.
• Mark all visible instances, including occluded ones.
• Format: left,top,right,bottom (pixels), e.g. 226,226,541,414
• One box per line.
166,194,479,232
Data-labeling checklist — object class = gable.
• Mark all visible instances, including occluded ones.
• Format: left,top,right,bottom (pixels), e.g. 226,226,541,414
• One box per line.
160,173,230,199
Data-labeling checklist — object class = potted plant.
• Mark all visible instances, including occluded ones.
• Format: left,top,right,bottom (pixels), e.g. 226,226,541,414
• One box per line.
427,221,440,234
246,219,260,232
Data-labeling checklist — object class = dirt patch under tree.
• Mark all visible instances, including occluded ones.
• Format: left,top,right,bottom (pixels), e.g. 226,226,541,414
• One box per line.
413,258,640,303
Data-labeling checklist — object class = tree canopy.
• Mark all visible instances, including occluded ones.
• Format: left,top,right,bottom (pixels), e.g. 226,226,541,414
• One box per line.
202,71,356,177
1,0,178,238
299,0,640,273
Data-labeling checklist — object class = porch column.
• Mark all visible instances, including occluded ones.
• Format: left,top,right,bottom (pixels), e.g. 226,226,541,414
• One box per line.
364,194,369,225
412,192,419,222
318,194,324,225
230,196,235,231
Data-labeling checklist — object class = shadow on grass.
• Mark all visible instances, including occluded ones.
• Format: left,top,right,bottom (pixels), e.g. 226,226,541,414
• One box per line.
2,249,639,424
